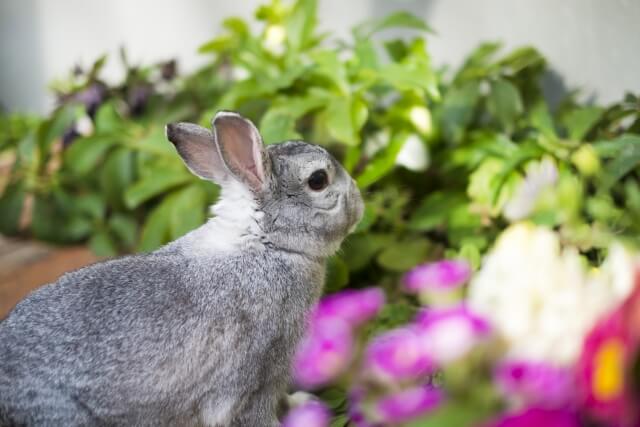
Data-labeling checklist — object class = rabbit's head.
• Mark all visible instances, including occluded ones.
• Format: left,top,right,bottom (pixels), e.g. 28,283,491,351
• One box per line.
166,112,363,258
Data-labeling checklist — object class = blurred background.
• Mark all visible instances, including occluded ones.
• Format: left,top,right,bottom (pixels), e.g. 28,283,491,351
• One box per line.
2,0,640,113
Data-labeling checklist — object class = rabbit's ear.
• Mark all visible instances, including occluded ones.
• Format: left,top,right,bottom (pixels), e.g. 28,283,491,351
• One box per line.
212,111,270,192
166,122,229,184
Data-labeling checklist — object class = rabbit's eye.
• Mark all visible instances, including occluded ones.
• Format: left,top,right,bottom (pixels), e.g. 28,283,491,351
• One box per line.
308,169,329,191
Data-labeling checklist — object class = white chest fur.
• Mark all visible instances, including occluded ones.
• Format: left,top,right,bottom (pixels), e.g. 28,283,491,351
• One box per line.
178,180,263,255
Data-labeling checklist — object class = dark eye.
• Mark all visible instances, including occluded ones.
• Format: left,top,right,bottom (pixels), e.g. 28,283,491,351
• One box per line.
308,169,329,191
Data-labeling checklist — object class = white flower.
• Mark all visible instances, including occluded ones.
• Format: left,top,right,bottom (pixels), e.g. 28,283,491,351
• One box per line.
231,66,250,81
468,223,637,365
263,25,286,56
408,106,432,135
364,129,390,157
395,134,430,172
75,115,94,136
503,157,558,221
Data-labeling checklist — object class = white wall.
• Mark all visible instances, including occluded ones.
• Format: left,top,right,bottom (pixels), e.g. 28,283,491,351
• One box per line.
1,0,639,113
419,0,640,104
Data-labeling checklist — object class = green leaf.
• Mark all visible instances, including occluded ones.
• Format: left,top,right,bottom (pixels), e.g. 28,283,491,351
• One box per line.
342,233,394,271
89,230,118,257
354,39,379,70
36,104,80,153
94,102,124,134
329,415,348,427
138,196,173,252
74,193,105,221
259,95,325,144
124,169,192,209
325,96,368,146
169,185,207,239
132,127,177,156
529,100,557,140
563,106,603,141
63,135,117,176
406,401,489,427
487,78,523,131
437,81,481,143
286,0,317,52
497,46,545,75
380,61,438,100
377,238,430,272
356,133,407,188
325,256,349,292
31,192,82,243
409,192,468,231
353,202,376,233
260,112,299,144
0,182,25,235
593,134,640,158
384,39,409,62
62,215,94,241
108,213,138,249
602,144,640,189
467,157,519,216
353,11,434,40
100,148,135,209
311,50,350,94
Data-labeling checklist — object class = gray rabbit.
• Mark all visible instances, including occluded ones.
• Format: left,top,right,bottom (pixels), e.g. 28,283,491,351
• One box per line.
0,112,364,426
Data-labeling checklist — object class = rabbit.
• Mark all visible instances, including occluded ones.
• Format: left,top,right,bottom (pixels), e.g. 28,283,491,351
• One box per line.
0,111,364,427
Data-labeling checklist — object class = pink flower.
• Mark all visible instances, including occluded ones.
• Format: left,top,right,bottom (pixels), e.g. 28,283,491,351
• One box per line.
403,260,471,293
415,304,491,364
313,288,385,327
293,317,354,389
364,327,435,382
375,384,444,423
577,300,636,425
282,401,331,427
494,360,575,408
488,407,581,427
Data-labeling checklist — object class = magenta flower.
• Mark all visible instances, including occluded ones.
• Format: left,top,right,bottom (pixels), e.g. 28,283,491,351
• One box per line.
494,360,575,408
293,317,354,389
487,407,581,427
364,327,435,382
282,400,331,427
415,304,491,364
376,384,444,423
577,302,636,425
403,260,471,293
313,288,385,327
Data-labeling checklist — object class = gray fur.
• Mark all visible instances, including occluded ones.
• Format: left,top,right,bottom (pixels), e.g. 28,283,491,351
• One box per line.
0,112,363,426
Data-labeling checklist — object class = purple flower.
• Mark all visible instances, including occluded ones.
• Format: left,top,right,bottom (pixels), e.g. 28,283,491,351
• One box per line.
403,260,471,293
415,304,491,364
293,317,353,389
495,360,575,408
313,288,385,328
282,400,331,427
127,83,153,117
364,327,434,382
376,384,444,423
488,407,581,427
75,82,107,117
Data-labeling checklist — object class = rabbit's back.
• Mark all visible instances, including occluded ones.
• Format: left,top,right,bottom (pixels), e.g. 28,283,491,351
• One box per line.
0,248,323,425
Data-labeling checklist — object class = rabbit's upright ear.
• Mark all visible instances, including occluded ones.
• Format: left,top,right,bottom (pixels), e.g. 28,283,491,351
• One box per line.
166,122,229,184
212,111,270,193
